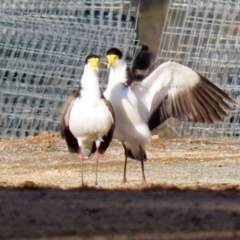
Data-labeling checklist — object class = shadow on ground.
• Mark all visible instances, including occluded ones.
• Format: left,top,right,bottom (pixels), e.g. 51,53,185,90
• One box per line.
0,184,240,240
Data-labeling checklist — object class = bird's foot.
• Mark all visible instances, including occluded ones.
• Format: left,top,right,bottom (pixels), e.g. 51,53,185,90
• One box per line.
95,181,99,188
121,176,128,184
141,177,147,185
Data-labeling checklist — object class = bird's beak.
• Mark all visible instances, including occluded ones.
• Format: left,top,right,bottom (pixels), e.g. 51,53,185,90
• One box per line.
107,55,116,68
90,58,99,72
94,66,99,73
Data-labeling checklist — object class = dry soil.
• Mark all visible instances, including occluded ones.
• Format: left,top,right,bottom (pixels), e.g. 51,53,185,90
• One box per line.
0,132,240,240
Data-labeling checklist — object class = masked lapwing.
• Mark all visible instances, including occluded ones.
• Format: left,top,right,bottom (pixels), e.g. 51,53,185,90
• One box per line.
104,47,237,185
61,54,115,186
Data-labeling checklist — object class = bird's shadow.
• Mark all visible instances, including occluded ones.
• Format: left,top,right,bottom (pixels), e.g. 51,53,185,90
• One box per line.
0,184,239,239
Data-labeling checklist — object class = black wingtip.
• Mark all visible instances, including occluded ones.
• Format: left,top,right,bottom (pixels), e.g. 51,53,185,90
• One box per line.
62,126,79,153
97,96,115,154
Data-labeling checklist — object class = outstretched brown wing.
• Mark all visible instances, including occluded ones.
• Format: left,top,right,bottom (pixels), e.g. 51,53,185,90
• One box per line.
148,73,237,131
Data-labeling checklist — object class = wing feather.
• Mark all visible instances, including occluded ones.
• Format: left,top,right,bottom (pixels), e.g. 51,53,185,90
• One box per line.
174,91,187,121
178,93,195,122
193,91,215,123
198,86,228,117
131,61,236,131
161,101,168,122
60,94,79,153
183,91,207,123
96,96,115,154
196,89,226,121
201,82,234,111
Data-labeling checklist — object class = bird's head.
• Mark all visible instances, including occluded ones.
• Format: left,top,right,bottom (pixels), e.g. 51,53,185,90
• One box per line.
85,54,100,72
106,48,122,68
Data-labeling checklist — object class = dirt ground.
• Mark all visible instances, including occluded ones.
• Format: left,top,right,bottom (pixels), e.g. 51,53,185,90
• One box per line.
0,132,240,240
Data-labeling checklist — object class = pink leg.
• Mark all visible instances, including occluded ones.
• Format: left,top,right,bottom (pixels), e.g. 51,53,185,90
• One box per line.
139,145,147,185
121,143,128,184
95,148,99,186
78,148,84,186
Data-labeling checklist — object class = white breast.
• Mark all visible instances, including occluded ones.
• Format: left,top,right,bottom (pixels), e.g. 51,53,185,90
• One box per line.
69,97,113,140
107,83,151,145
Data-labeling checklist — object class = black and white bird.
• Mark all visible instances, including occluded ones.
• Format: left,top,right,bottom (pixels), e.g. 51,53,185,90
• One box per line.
104,48,237,185
61,54,115,186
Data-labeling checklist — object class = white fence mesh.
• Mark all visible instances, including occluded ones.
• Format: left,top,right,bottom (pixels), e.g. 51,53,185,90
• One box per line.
157,0,240,138
0,0,141,138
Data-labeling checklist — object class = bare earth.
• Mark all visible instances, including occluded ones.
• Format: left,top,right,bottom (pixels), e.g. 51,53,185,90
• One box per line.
0,132,240,240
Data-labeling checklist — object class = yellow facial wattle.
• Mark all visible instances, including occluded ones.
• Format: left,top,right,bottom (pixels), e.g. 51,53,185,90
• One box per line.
88,58,100,72
107,54,119,68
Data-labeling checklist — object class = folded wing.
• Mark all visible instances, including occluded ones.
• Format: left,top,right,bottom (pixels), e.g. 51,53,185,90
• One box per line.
61,94,115,155
93,95,115,154
61,94,79,153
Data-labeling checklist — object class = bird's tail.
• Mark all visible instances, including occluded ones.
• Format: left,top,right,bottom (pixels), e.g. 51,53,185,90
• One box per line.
125,141,147,162
79,140,96,158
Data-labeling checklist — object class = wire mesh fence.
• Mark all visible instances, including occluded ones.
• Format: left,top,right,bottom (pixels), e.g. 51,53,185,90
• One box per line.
1,0,239,139
156,0,240,138
0,0,141,138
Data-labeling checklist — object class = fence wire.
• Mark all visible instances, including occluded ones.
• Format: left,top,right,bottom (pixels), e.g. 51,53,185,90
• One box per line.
0,0,141,138
157,0,240,138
